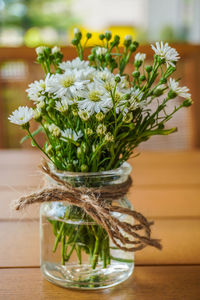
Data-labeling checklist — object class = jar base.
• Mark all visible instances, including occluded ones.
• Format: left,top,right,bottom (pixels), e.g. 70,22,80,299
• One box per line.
41,261,134,290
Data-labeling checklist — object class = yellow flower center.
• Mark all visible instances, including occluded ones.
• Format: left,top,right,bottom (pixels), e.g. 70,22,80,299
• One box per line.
89,90,101,102
104,82,113,92
40,83,45,89
62,76,75,88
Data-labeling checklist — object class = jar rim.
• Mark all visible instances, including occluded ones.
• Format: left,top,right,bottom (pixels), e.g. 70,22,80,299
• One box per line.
49,161,132,179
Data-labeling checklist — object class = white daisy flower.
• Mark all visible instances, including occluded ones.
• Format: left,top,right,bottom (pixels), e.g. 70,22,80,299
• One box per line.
95,68,115,82
129,88,144,109
151,41,180,67
125,35,132,42
78,110,91,121
48,123,61,137
115,91,128,114
59,58,90,71
33,107,41,120
115,88,143,115
8,106,34,125
104,132,114,143
36,46,47,55
46,69,89,99
26,73,51,102
135,52,146,62
96,47,107,56
77,82,113,114
60,128,83,142
168,78,191,99
96,124,107,135
95,70,129,93
55,99,69,112
52,46,60,54
74,28,80,35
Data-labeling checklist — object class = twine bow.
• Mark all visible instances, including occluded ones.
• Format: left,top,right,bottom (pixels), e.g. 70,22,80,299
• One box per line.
14,161,162,252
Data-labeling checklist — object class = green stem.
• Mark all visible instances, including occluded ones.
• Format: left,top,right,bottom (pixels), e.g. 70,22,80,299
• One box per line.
26,128,52,162
91,226,100,269
110,256,134,263
53,221,65,252
76,245,82,264
61,232,66,265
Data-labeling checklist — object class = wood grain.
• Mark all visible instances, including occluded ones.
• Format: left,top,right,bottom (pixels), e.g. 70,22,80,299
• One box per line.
0,266,199,300
0,150,199,298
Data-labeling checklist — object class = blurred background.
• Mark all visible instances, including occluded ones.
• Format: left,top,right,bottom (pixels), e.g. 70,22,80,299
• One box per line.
0,0,200,150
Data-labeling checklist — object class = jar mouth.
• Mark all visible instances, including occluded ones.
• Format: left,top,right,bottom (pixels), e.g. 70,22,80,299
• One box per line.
49,161,132,179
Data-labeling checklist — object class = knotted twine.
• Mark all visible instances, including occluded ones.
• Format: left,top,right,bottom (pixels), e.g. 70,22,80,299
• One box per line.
14,161,162,252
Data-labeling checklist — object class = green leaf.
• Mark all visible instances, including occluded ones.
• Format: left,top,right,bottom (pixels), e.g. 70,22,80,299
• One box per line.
20,126,43,144
141,127,177,138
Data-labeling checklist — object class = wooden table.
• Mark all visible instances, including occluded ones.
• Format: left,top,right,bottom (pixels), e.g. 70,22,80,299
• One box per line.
0,150,200,299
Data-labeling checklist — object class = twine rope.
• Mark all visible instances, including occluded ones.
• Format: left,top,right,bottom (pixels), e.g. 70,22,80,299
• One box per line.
14,161,162,252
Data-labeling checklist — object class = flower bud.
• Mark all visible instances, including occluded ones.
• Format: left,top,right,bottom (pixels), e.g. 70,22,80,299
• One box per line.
72,109,78,116
133,41,139,48
123,112,133,123
132,71,140,78
160,77,167,84
124,35,132,42
129,44,137,53
114,35,120,43
72,39,79,46
168,90,177,99
85,128,93,136
52,46,60,55
99,34,105,40
86,32,92,39
96,112,105,121
66,163,73,171
77,147,82,158
33,108,42,121
124,36,132,47
78,110,90,121
97,124,107,135
74,28,80,35
153,88,163,97
182,98,193,107
104,132,114,143
105,30,112,41
115,75,121,83
134,60,142,68
36,46,46,55
81,164,88,172
145,65,152,73
139,75,146,81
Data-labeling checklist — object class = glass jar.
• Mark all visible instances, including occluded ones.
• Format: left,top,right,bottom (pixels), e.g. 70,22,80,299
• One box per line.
40,162,134,289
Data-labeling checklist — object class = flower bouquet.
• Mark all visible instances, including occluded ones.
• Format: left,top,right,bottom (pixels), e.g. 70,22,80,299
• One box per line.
9,29,192,289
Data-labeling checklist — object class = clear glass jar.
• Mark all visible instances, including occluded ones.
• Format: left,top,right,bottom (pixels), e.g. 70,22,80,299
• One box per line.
40,162,134,289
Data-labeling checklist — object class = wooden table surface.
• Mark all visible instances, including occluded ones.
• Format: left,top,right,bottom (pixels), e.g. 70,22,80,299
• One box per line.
0,150,200,300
